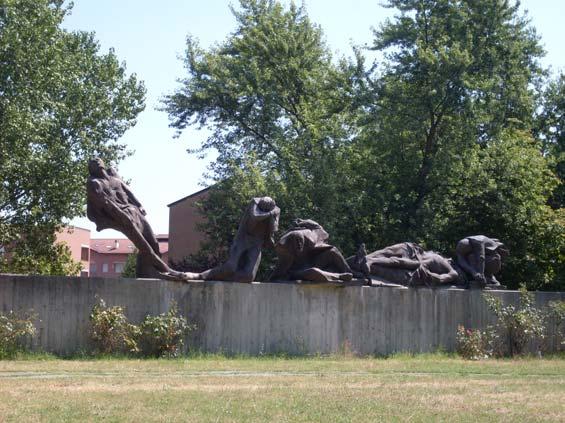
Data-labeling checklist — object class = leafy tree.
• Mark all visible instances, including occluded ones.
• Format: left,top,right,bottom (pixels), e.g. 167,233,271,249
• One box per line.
361,0,545,240
535,73,565,208
0,226,82,276
444,130,563,290
121,252,138,278
163,0,363,268
0,0,145,273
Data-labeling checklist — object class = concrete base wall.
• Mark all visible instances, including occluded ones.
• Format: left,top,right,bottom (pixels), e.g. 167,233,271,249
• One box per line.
1,274,563,356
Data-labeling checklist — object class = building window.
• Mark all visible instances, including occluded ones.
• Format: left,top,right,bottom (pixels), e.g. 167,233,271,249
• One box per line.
114,262,125,273
102,263,109,273
90,263,96,273
80,270,88,277
81,247,89,261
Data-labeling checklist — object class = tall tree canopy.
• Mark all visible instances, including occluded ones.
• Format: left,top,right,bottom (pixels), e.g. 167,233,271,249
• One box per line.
166,0,564,289
163,0,362,269
536,73,565,209
357,0,562,288
0,0,145,274
362,0,544,239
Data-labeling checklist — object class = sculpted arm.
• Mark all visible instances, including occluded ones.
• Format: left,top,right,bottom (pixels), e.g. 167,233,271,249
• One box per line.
249,202,275,221
428,267,459,284
456,238,486,282
261,205,280,248
469,238,486,281
270,205,280,230
121,182,145,213
86,180,101,222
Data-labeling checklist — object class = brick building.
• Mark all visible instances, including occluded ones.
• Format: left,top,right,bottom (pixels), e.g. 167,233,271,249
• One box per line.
89,238,135,277
89,235,168,278
167,187,209,264
55,226,168,278
55,226,91,276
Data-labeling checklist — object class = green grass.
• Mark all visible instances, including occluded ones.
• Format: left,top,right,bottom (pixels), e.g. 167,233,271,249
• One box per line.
1,354,564,422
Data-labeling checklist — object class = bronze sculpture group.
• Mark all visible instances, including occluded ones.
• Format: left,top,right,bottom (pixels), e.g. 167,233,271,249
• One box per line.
86,158,185,279
87,158,508,289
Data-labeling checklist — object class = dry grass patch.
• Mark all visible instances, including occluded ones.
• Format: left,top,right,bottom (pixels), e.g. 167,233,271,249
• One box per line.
0,356,563,422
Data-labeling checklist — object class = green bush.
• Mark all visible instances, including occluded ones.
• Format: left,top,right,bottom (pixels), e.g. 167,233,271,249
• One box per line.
0,310,36,359
89,297,140,355
138,302,194,358
89,299,194,357
483,289,546,356
545,300,565,352
455,325,496,360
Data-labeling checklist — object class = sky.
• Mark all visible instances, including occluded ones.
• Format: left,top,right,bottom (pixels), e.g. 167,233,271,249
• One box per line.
63,0,565,238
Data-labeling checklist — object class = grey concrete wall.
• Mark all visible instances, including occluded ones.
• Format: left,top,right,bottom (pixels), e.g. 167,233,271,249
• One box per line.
0,274,563,356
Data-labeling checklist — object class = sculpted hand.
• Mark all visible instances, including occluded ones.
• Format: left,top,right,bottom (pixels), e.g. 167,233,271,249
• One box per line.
474,273,486,283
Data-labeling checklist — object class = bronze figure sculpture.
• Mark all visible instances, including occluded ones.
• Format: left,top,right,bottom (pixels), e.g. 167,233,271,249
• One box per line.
269,219,353,283
86,158,184,279
348,242,461,287
169,197,280,282
455,235,508,288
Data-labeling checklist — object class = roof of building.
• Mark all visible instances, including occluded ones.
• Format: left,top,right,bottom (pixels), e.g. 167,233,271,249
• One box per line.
90,238,168,255
59,225,91,234
167,186,211,207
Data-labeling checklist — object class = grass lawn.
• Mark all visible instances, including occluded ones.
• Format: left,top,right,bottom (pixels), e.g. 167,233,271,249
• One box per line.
0,354,564,422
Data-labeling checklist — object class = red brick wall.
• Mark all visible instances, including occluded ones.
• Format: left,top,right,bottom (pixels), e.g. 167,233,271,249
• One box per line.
168,189,209,263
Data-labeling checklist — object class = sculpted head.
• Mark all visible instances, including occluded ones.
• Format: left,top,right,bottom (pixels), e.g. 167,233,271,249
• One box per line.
257,196,276,212
488,238,509,257
88,157,106,177
497,244,510,257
